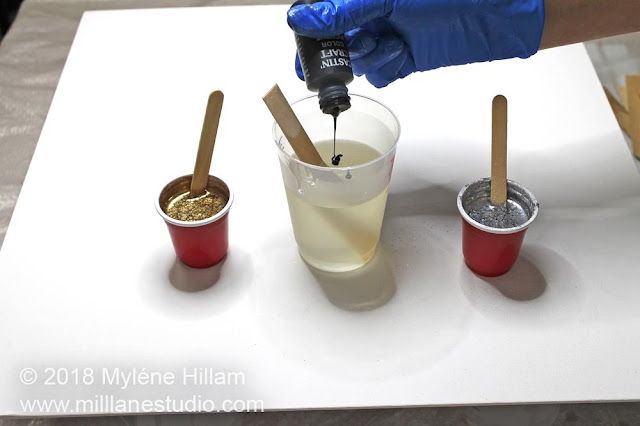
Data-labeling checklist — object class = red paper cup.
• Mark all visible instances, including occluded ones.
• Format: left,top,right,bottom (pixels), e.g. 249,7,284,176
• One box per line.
156,174,233,269
457,178,539,277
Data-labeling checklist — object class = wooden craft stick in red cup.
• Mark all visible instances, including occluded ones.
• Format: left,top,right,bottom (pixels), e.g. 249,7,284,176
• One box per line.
456,95,539,277
155,91,232,269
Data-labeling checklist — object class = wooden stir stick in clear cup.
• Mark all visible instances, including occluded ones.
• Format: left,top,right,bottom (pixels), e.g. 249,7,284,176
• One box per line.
262,84,328,167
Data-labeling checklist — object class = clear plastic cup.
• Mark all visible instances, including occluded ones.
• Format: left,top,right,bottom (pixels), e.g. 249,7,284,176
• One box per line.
273,94,400,272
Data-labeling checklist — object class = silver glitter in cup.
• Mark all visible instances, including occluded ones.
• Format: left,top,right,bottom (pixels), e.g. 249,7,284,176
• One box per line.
457,178,539,234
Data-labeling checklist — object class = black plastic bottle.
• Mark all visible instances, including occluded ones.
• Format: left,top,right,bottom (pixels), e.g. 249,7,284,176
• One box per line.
292,0,354,116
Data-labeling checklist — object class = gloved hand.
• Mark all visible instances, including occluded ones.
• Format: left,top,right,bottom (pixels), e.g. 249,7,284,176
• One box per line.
288,0,545,88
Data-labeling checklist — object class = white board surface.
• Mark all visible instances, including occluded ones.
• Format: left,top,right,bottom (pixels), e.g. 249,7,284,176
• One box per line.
0,6,639,416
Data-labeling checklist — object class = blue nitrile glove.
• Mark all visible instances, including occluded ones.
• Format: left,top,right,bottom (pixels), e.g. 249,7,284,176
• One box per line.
288,0,545,88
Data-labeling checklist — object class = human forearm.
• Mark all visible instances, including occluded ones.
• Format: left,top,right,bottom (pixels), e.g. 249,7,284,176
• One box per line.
288,0,640,87
540,0,640,49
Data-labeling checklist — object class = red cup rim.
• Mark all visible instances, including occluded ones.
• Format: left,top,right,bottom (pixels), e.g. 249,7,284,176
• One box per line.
457,178,539,235
155,177,234,228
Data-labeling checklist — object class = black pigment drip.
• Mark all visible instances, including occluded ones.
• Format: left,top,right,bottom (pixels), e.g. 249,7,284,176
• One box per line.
331,114,343,166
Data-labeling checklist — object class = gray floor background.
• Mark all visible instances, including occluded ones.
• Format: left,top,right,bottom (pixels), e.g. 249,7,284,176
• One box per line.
1,1,640,424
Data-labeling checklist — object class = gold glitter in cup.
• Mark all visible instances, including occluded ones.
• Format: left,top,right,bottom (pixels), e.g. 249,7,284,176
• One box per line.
165,190,227,222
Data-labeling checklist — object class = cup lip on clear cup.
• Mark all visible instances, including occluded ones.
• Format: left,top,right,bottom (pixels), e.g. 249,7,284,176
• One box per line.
457,177,539,235
271,93,401,171
155,174,234,228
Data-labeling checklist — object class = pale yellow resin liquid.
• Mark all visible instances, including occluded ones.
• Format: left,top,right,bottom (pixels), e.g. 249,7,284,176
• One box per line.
285,141,389,272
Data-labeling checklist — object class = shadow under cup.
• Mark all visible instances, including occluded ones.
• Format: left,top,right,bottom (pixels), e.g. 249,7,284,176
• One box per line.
273,94,400,272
